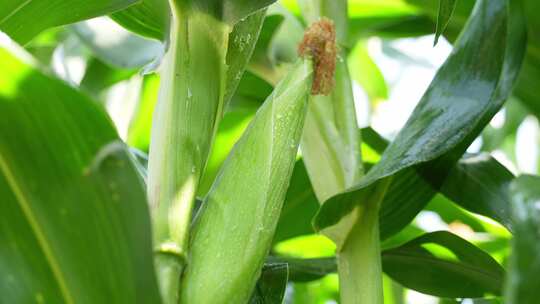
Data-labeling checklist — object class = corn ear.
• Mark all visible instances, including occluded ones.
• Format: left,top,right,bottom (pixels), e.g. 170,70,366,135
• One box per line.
180,59,314,304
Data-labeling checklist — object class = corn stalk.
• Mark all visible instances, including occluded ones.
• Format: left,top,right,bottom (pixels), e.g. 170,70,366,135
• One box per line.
298,1,383,303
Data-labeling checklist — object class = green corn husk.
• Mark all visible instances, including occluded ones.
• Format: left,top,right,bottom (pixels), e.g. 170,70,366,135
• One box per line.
298,1,382,303
147,3,230,302
148,1,271,301
180,59,314,304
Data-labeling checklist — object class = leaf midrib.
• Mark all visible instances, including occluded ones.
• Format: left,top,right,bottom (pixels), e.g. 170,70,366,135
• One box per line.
383,250,503,289
0,154,75,304
0,0,33,25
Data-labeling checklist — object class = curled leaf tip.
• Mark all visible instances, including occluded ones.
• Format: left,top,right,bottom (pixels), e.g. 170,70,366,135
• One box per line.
298,18,337,96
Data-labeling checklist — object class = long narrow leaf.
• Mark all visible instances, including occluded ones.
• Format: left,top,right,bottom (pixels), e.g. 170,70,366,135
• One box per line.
434,0,458,45
504,175,540,304
315,0,527,246
383,231,505,298
0,38,161,304
111,0,170,40
0,0,137,44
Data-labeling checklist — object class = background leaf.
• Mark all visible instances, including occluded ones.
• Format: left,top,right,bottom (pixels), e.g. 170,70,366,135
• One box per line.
72,17,164,69
110,0,169,40
0,0,137,44
273,160,320,243
315,0,527,244
504,175,540,304
382,231,505,298
250,263,289,304
0,40,161,303
434,0,458,45
441,153,514,231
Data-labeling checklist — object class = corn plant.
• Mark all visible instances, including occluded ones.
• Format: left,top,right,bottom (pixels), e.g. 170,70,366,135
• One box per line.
1,0,540,303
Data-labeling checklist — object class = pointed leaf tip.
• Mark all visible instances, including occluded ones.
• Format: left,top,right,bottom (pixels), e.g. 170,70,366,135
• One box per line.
434,0,458,46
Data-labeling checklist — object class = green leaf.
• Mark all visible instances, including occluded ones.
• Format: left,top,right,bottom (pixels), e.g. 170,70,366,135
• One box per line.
405,0,475,43
174,0,277,25
267,256,336,282
0,39,161,303
434,0,458,45
347,0,432,44
80,58,138,96
379,167,436,240
440,298,502,304
382,231,505,298
0,0,138,45
250,12,285,72
441,153,514,231
23,27,68,66
362,127,514,237
348,41,389,105
273,160,320,243
481,98,527,152
408,0,540,124
222,0,277,25
271,231,505,298
110,0,170,40
514,0,540,120
249,4,305,84
198,107,253,195
250,263,289,304
227,71,273,112
225,10,267,109
180,59,313,304
504,175,540,304
127,73,160,151
72,17,164,69
314,0,526,245
425,194,488,234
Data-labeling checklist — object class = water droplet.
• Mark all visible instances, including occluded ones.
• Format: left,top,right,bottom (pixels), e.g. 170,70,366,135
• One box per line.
187,87,193,99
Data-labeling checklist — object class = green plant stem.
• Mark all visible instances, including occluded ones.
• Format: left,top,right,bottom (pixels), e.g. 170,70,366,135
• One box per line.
298,0,385,302
337,203,383,304
147,1,229,302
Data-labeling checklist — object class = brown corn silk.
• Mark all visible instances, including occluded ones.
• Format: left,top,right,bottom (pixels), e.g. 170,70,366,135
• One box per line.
298,18,337,95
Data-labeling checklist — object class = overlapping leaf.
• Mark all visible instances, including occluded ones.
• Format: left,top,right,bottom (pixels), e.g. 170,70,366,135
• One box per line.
250,263,289,304
111,0,169,40
314,0,527,246
504,175,540,304
271,231,504,298
0,0,137,44
383,231,505,298
434,0,458,45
